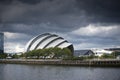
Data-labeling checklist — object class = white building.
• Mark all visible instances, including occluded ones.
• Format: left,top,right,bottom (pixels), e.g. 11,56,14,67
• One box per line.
91,49,113,57
25,33,74,54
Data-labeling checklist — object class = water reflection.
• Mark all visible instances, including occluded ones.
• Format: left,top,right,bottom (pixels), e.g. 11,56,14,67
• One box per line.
0,64,120,80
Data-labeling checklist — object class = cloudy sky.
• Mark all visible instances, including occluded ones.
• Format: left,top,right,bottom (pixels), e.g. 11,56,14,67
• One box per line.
0,0,120,53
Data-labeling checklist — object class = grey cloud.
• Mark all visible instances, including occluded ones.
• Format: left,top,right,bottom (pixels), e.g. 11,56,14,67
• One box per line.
0,23,72,35
76,0,120,23
1,0,79,22
1,0,86,32
1,0,120,24
0,0,120,52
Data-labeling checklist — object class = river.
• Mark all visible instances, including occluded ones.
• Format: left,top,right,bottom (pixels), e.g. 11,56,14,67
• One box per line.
0,64,120,80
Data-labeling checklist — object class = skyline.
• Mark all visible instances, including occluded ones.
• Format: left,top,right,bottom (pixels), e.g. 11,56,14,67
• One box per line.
0,0,120,53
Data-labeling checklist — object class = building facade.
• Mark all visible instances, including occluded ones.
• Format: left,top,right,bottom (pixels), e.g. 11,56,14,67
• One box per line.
0,33,4,53
74,50,94,57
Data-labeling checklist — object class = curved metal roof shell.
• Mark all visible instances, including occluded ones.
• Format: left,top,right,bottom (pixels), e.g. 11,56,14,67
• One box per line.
25,33,73,52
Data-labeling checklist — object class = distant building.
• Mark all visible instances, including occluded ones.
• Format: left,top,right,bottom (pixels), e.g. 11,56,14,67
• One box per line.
0,33,4,53
92,49,113,57
74,49,113,57
117,55,120,59
74,50,94,57
105,48,120,52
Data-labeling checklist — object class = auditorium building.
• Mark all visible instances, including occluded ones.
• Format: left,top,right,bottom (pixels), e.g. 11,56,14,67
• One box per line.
25,33,74,54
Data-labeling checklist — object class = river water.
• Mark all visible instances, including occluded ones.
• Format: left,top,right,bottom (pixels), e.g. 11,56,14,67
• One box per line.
0,64,120,80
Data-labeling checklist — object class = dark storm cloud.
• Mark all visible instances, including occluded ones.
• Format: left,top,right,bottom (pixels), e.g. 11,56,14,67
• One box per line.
0,0,84,33
76,0,120,23
1,0,120,29
0,0,42,4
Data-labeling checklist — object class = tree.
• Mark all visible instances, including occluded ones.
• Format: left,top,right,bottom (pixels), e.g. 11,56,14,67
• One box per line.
52,47,62,59
62,48,72,58
0,53,7,59
111,52,120,58
100,53,114,59
12,54,19,59
23,47,73,59
20,53,26,58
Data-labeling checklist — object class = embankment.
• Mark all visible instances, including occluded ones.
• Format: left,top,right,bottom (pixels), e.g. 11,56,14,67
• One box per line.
0,59,120,67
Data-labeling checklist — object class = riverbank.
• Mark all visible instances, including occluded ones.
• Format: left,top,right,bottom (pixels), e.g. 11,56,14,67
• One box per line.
0,59,120,67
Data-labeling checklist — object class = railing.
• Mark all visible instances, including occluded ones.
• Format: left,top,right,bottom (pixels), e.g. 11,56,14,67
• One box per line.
0,59,120,67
